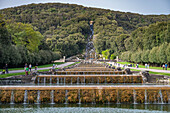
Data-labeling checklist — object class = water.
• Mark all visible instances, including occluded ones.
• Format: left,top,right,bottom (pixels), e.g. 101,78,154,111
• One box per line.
10,90,14,104
159,90,164,104
133,89,137,104
35,90,40,104
145,89,148,104
50,90,55,104
0,104,170,113
23,90,27,104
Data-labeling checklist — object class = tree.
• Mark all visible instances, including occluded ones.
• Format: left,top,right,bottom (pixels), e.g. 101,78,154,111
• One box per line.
6,22,44,52
149,46,159,64
102,49,110,59
141,50,150,63
110,54,116,60
158,43,168,64
166,43,170,63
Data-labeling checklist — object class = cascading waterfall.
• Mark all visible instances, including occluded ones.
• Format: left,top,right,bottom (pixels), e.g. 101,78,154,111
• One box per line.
70,77,72,85
50,90,55,104
57,78,59,85
77,77,79,85
23,90,27,104
159,90,164,104
10,90,14,104
44,77,46,85
133,90,137,104
64,90,68,104
50,77,52,85
85,21,96,60
78,89,81,104
145,89,148,104
36,90,40,104
64,77,66,85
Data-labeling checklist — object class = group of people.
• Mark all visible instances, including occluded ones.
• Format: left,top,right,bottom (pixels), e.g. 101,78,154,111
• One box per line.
162,64,168,70
24,63,38,76
145,63,149,69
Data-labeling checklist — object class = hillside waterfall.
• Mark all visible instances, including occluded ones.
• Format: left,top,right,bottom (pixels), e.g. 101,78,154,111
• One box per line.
85,21,96,60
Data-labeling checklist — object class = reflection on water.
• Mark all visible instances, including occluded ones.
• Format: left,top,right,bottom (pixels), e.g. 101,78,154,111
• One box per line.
0,104,170,113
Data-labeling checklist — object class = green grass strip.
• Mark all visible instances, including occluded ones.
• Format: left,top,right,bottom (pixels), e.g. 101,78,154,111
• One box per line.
130,69,170,76
0,72,29,78
1,62,65,71
117,62,170,70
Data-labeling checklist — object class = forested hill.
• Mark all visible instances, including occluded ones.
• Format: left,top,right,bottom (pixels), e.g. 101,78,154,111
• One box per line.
0,3,170,66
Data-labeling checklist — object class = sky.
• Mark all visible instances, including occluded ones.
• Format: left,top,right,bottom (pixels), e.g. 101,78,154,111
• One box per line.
0,0,169,15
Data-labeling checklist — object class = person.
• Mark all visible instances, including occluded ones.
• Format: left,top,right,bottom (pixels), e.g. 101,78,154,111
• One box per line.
25,63,27,67
162,64,165,70
1,67,5,74
5,64,8,74
137,64,139,68
165,63,168,70
29,64,32,72
145,63,147,68
25,66,29,76
147,64,149,69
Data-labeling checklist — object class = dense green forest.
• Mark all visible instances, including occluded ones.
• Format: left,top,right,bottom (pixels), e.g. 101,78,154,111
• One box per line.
0,3,170,67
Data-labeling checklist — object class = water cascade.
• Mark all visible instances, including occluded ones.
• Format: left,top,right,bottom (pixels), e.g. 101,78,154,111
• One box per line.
133,89,137,104
10,90,14,104
57,78,59,85
36,90,40,104
64,90,68,104
50,90,55,104
145,89,148,104
78,89,81,104
23,90,27,104
159,90,164,104
44,77,46,85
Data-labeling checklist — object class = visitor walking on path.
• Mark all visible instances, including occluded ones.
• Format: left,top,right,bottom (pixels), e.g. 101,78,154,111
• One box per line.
147,64,149,69
29,64,32,72
162,64,165,70
165,63,168,70
35,63,38,72
145,63,147,68
5,64,8,74
25,66,29,76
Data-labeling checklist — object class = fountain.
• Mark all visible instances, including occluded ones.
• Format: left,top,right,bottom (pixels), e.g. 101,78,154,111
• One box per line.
0,21,170,113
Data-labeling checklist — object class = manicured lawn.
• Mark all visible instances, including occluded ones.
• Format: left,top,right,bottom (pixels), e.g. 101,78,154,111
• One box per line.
0,62,79,78
0,72,28,78
130,69,170,76
1,62,65,71
117,62,170,70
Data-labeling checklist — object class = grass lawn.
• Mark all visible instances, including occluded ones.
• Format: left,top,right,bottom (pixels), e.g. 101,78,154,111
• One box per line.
1,62,65,71
117,62,170,70
130,69,170,76
0,62,79,78
0,72,29,78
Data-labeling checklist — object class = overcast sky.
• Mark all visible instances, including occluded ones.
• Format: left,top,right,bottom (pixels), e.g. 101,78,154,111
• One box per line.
0,0,169,15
